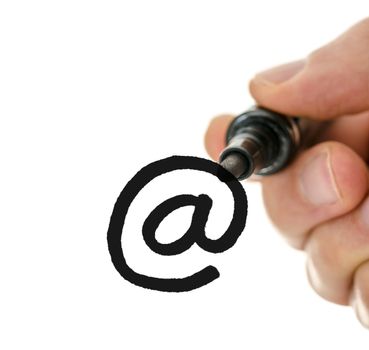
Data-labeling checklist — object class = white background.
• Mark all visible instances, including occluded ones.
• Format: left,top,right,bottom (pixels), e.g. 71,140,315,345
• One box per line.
1,1,369,349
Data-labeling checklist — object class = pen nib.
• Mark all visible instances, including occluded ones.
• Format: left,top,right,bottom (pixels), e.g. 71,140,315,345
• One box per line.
220,153,248,180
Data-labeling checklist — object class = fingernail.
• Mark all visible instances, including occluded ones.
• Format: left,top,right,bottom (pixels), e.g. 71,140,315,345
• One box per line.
299,151,340,206
306,259,323,292
352,288,369,328
360,196,369,228
254,59,305,85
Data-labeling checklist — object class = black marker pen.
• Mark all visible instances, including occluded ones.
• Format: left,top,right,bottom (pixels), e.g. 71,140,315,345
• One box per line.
219,106,320,180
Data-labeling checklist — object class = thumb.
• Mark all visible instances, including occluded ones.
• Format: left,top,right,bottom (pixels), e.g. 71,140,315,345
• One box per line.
250,18,369,119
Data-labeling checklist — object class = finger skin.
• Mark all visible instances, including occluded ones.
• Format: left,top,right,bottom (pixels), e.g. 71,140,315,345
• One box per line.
305,201,369,305
205,117,369,249
352,262,369,328
203,17,369,326
249,18,369,119
262,141,368,249
204,114,234,160
315,110,369,161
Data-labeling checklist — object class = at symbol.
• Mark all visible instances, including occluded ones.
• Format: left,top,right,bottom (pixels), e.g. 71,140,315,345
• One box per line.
107,156,248,292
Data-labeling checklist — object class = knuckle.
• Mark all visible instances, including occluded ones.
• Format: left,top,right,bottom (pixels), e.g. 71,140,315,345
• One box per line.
305,225,350,304
307,228,341,274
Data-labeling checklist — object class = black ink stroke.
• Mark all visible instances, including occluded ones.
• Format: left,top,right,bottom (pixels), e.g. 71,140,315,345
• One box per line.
107,156,247,292
142,194,213,256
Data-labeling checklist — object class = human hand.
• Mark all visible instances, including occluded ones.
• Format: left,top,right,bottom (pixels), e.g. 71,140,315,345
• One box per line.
204,18,369,328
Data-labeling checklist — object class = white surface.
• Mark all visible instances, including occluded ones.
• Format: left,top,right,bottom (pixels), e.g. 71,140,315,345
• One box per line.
1,1,368,349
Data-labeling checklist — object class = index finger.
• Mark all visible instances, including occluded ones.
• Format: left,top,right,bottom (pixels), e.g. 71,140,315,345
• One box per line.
204,114,234,160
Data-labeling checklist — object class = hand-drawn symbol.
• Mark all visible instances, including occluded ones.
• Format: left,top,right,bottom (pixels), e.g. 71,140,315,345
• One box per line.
107,156,247,292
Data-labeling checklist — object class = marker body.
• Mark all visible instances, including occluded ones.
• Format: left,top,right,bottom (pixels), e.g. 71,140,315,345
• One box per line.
219,107,306,180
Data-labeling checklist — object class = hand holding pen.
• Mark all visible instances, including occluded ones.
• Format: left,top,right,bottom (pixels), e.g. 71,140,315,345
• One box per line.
205,18,369,328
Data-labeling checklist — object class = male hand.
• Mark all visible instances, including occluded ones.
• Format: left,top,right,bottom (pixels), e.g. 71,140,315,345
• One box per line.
205,18,369,328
